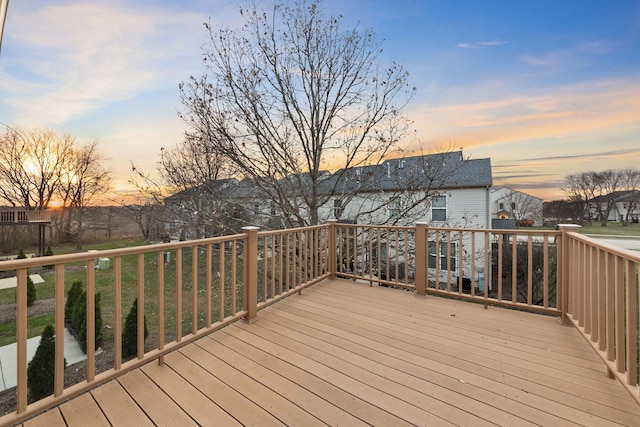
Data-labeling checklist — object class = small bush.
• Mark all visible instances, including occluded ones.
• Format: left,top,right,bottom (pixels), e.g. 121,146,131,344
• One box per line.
65,281,83,324
72,291,104,352
27,324,66,400
122,298,148,357
17,249,26,259
44,246,54,269
27,275,36,306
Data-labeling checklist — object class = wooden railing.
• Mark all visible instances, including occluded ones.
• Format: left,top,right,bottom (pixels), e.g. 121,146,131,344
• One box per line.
0,225,329,425
0,221,638,424
334,222,563,314
561,227,640,404
0,210,52,224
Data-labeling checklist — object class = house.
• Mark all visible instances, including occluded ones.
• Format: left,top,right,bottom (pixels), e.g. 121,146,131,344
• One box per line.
327,151,493,229
166,151,494,232
591,190,640,223
164,150,493,287
325,151,493,288
490,187,543,226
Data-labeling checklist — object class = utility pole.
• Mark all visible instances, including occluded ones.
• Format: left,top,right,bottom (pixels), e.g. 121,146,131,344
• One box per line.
0,0,9,57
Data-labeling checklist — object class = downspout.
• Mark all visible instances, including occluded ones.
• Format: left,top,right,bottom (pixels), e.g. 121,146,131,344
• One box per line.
485,185,491,229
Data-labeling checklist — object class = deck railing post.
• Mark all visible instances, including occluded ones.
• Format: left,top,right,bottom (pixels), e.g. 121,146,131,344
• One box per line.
328,220,337,279
243,226,260,323
415,222,427,297
558,224,580,325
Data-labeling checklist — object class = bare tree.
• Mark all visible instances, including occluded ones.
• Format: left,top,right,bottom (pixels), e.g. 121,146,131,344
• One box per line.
496,188,542,226
56,141,112,246
619,168,640,226
563,170,621,226
0,128,73,209
179,0,414,227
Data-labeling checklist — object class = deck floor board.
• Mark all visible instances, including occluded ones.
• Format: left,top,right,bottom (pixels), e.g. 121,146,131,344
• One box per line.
23,279,640,426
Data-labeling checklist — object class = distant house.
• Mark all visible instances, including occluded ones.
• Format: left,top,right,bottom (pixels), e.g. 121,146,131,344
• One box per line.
490,187,543,226
590,190,640,223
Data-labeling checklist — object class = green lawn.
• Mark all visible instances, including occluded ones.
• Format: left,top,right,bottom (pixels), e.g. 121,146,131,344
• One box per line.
576,222,640,237
0,313,56,347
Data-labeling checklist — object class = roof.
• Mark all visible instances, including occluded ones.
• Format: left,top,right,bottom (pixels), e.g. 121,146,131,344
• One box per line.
329,151,492,195
165,151,492,202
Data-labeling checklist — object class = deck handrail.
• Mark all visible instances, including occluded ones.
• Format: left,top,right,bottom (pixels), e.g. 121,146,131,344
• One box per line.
561,227,640,404
332,222,563,314
0,209,52,224
0,221,638,424
0,224,329,425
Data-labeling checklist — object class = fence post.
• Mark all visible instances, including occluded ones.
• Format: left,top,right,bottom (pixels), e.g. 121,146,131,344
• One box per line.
328,220,337,279
558,224,580,325
243,226,260,323
415,222,427,297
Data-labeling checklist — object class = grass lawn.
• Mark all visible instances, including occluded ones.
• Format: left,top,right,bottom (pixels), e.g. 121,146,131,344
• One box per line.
0,314,56,347
576,222,640,237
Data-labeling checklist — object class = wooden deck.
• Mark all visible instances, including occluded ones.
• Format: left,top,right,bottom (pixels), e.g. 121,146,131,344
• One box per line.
20,279,640,426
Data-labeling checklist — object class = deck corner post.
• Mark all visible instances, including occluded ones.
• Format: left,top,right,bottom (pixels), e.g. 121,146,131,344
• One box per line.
242,226,260,323
328,220,337,279
415,222,427,297
557,224,580,325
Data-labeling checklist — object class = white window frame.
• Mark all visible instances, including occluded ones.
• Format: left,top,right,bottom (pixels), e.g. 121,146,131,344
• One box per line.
432,195,447,221
334,198,342,219
428,240,457,272
388,196,400,220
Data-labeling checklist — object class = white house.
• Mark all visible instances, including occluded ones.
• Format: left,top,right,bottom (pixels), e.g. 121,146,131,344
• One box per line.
491,187,543,226
591,190,640,223
326,151,493,228
164,150,494,285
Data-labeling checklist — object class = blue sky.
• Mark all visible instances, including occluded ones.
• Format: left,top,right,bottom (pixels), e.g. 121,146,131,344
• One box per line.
1,0,639,201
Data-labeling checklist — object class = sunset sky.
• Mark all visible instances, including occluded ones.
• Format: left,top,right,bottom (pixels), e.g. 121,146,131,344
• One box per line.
1,0,638,202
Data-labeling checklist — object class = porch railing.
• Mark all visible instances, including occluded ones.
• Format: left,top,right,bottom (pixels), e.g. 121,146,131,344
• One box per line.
334,222,563,314
0,210,52,224
0,224,329,424
562,227,640,404
0,221,638,424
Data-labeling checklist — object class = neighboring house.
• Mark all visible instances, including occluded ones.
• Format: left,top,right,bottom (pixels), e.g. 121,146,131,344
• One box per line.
325,151,493,288
164,151,493,287
491,187,543,226
590,190,640,223
326,151,492,229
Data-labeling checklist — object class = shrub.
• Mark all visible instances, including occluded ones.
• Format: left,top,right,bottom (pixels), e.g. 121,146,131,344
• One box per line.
44,246,54,269
26,275,36,306
122,298,148,357
65,281,83,325
27,324,66,400
72,291,104,353
17,249,26,259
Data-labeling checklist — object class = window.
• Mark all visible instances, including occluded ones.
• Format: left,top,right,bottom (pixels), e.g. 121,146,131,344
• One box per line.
334,198,342,219
270,204,276,216
428,240,457,272
388,197,400,220
511,202,516,210
499,202,504,210
432,195,447,221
